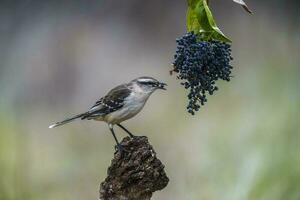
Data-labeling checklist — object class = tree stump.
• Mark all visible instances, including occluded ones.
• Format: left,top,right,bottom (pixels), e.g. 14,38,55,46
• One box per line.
99,136,169,200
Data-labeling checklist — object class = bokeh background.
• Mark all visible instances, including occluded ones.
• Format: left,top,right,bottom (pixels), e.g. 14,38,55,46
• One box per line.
1,0,300,199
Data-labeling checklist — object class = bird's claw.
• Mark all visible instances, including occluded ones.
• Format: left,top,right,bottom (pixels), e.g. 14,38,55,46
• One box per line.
114,144,129,156
129,134,138,139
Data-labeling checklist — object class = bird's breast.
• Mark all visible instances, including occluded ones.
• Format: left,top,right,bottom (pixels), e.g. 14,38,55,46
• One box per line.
104,92,150,124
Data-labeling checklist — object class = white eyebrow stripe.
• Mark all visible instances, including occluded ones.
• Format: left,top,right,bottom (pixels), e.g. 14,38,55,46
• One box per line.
138,78,155,82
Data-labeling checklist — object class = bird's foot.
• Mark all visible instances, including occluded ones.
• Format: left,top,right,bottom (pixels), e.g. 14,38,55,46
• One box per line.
114,144,129,156
129,134,138,139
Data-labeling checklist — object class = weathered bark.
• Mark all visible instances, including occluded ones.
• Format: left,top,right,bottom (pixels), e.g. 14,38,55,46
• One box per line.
99,136,169,200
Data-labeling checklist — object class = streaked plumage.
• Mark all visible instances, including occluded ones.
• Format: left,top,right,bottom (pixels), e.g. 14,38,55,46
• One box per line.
83,84,132,121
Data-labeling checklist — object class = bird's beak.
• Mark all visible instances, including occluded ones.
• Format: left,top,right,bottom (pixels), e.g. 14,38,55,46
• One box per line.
157,82,167,90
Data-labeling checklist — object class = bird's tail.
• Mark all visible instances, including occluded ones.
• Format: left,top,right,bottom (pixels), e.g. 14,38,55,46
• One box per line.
49,112,87,129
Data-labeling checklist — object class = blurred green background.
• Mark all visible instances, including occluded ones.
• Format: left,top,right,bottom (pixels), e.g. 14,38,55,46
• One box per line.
0,0,300,199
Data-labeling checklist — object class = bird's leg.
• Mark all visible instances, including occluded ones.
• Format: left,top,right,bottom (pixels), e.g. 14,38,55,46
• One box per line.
108,124,124,153
117,124,136,138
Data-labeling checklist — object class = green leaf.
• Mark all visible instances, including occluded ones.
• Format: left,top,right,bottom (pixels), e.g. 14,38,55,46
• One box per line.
187,0,200,9
186,7,201,33
186,0,231,42
194,0,211,31
202,0,231,42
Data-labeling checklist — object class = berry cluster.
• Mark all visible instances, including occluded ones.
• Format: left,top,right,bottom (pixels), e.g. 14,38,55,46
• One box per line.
172,32,233,115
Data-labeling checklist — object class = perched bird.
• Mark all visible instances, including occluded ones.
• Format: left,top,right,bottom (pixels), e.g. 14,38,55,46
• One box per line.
49,76,167,151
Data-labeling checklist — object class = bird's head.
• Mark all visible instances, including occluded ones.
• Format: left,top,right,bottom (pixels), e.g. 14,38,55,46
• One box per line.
131,77,167,93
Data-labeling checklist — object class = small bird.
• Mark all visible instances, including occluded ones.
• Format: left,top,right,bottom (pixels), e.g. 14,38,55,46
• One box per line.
49,76,167,151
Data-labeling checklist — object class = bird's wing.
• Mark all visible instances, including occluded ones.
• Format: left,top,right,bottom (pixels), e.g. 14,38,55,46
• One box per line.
83,84,131,119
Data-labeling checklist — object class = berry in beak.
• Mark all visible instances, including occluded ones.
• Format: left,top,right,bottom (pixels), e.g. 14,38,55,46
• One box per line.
157,82,167,90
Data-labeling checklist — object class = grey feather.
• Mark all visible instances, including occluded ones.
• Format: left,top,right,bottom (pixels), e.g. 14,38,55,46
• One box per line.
49,112,87,128
82,84,131,120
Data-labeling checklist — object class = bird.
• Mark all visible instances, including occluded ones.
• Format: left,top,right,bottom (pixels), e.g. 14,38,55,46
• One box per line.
49,76,167,151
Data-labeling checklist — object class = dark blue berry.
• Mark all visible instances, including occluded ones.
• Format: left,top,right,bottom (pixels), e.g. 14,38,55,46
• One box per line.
172,32,233,114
